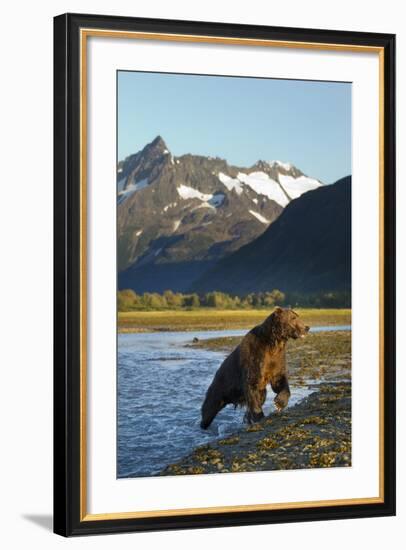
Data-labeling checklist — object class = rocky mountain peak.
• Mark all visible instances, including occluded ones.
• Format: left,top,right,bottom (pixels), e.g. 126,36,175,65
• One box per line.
117,136,172,199
251,159,303,178
147,135,169,154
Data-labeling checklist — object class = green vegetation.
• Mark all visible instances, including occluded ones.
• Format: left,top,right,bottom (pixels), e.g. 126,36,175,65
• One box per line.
118,289,350,312
118,308,351,333
118,289,286,311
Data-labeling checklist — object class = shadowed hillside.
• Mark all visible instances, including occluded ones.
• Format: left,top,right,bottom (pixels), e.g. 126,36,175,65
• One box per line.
192,176,351,295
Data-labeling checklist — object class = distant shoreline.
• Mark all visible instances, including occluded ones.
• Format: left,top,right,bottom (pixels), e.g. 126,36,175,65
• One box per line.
118,308,351,334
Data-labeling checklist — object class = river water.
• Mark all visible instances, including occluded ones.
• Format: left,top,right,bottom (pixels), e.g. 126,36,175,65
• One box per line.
117,325,350,478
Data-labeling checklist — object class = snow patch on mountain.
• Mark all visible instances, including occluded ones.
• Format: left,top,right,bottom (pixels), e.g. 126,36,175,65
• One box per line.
218,172,244,195
249,210,270,224
218,168,323,208
117,177,127,193
133,178,148,191
173,220,181,232
177,184,213,202
117,187,136,205
177,185,224,210
278,174,322,199
219,171,290,207
163,202,177,212
237,172,290,208
192,203,216,211
117,178,149,204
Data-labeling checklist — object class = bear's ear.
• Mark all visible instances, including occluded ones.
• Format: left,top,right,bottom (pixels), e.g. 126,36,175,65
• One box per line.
274,306,283,315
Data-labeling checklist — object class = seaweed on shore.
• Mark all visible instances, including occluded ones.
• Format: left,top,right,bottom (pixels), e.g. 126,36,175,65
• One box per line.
160,382,351,475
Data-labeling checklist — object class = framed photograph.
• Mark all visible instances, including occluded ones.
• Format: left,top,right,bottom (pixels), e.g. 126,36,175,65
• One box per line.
53,13,396,536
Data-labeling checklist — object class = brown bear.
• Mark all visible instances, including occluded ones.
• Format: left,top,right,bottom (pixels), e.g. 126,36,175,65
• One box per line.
200,307,310,429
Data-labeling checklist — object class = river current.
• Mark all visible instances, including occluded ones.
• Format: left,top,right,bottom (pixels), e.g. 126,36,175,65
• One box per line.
117,326,350,478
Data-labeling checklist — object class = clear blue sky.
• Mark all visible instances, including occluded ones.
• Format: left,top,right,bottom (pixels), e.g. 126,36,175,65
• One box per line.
118,71,351,184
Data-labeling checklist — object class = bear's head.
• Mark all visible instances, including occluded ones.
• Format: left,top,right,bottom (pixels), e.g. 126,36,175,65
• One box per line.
264,307,310,341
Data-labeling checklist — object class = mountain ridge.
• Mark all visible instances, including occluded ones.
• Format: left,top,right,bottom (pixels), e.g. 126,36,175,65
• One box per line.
117,136,325,293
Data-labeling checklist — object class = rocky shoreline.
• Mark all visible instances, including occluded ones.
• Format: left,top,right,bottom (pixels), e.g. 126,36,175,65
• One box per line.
160,330,351,476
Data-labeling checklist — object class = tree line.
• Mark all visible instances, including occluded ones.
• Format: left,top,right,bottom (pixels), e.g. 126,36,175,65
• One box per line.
118,288,350,311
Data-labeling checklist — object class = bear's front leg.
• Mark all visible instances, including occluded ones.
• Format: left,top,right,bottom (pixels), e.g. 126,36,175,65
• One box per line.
271,374,291,412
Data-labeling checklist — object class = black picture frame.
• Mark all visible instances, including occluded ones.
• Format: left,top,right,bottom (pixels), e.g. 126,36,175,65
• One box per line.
54,12,396,537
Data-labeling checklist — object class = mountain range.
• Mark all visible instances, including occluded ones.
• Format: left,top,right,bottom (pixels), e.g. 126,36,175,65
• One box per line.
117,136,324,293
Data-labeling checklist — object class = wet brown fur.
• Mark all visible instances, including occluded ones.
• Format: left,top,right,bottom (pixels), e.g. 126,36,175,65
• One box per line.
200,308,309,429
